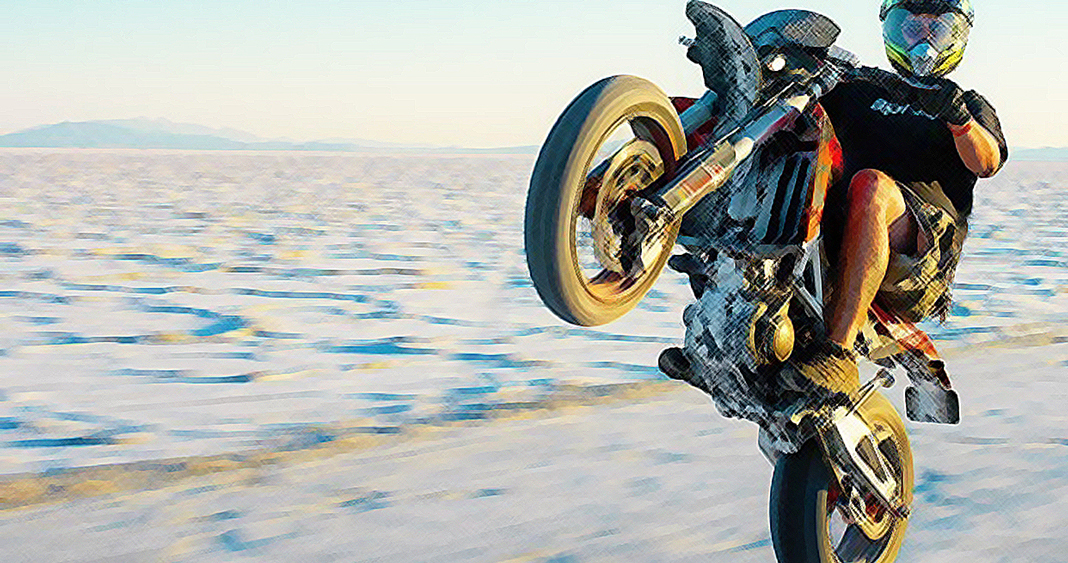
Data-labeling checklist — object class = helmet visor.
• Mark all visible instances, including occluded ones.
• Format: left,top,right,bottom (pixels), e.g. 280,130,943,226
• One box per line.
883,7,969,53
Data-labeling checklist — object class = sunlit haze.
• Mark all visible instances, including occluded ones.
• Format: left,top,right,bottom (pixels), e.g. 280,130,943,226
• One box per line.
2,0,1063,148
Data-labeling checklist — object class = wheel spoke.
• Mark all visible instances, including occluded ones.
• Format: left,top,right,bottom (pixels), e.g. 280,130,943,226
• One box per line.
589,269,623,285
588,270,636,296
836,524,874,561
826,397,911,561
576,134,669,301
578,175,602,219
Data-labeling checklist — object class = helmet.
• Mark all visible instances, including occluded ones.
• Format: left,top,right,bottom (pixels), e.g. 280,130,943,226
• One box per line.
879,0,974,77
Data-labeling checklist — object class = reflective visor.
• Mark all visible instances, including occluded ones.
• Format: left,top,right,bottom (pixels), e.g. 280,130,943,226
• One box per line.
882,7,969,52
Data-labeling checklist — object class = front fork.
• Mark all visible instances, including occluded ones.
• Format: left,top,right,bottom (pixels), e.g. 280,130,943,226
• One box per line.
635,88,818,227
624,89,816,277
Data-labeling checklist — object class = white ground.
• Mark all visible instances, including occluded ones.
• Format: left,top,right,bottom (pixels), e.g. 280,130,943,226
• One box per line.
0,343,1066,563
0,151,1065,561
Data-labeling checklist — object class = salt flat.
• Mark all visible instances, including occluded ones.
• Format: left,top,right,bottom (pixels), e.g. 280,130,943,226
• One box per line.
0,150,1065,561
0,343,1065,562
0,150,697,474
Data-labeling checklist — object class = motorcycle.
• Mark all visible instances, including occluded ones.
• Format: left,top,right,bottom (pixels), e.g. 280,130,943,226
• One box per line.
523,2,964,562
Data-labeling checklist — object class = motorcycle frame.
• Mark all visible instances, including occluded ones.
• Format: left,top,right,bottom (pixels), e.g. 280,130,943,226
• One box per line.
645,46,958,406
645,47,958,524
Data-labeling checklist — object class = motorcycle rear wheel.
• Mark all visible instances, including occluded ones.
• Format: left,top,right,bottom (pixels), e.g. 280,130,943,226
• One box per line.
769,393,914,563
524,75,687,326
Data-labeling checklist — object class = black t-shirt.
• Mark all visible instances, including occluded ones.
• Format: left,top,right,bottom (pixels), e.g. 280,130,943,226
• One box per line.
818,67,1009,217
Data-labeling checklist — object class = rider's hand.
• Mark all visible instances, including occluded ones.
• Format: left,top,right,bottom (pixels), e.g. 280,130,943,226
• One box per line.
904,78,972,126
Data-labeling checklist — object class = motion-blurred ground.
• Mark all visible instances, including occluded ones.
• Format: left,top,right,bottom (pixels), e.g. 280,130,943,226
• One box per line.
0,151,1065,561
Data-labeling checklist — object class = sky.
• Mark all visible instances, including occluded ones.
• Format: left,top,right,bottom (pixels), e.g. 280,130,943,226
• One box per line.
1,0,1065,148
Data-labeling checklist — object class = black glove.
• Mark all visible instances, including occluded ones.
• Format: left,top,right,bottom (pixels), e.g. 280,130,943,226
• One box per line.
903,78,972,126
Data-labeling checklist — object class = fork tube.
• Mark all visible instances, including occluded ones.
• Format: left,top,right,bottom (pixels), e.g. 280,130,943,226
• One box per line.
650,93,814,219
679,90,719,136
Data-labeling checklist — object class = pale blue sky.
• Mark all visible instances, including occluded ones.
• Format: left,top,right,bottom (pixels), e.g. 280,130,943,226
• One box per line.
2,1,1064,148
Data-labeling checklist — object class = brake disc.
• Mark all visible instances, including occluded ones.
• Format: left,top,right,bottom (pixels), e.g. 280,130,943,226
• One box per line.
592,139,664,273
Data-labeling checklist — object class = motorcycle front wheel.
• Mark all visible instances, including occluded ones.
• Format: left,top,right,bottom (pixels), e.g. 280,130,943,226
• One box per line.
769,393,914,563
524,75,687,326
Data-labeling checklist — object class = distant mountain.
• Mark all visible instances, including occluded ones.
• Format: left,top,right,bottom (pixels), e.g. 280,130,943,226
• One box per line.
0,119,538,154
0,121,255,150
92,118,282,143
1011,147,1068,162
309,136,436,149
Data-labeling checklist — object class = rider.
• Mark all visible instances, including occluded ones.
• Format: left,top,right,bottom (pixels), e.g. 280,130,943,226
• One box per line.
792,0,1009,396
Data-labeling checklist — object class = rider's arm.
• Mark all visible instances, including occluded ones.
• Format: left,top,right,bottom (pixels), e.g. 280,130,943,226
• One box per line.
949,120,1001,177
951,90,1009,178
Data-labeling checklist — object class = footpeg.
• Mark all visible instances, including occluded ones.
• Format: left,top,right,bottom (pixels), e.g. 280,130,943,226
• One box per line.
658,347,710,394
668,253,714,298
905,382,959,424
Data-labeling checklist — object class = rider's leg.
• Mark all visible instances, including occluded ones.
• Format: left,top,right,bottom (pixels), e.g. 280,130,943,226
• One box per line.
827,169,915,348
789,170,915,396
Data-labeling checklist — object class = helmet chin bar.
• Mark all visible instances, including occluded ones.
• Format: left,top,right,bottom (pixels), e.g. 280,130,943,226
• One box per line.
907,42,938,77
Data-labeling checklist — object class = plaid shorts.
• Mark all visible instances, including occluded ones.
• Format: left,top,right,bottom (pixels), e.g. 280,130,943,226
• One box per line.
824,179,967,323
877,181,966,322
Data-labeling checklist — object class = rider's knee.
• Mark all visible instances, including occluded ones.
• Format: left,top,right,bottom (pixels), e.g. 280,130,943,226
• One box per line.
847,169,899,215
